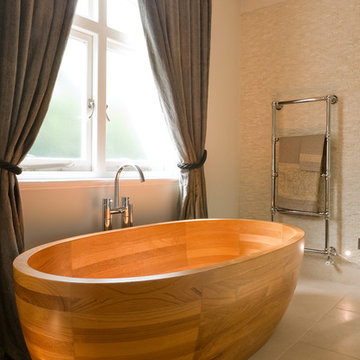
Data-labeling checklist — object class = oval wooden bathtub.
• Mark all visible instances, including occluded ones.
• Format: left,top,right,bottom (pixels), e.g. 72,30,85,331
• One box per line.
13,219,304,360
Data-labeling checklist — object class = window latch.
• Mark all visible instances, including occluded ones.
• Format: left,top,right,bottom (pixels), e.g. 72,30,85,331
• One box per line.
106,104,111,122
88,98,95,119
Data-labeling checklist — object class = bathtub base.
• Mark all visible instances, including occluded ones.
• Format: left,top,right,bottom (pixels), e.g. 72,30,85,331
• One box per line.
13,219,304,359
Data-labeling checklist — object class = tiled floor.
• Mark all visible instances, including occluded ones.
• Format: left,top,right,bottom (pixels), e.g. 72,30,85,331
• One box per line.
249,277,360,360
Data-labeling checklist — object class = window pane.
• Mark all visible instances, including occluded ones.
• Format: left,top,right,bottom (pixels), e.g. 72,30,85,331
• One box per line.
76,0,98,21
28,36,89,160
106,45,145,160
106,41,176,170
107,0,141,34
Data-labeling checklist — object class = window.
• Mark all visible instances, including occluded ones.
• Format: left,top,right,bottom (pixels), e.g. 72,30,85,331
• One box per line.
21,0,177,179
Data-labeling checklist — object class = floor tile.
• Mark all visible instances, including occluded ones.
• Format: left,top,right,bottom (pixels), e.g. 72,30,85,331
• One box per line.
284,289,342,322
249,278,360,360
300,307,360,359
278,342,359,360
336,286,360,314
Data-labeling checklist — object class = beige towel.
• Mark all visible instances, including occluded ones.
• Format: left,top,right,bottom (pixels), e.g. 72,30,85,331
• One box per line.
299,134,325,171
277,135,325,212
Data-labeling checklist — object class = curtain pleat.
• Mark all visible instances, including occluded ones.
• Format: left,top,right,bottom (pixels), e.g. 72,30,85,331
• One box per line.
138,0,211,219
0,1,76,358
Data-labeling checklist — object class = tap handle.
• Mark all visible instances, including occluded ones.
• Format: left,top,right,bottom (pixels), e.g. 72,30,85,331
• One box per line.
104,198,112,207
121,197,130,228
103,198,113,231
120,197,135,227
128,203,134,227
121,196,129,208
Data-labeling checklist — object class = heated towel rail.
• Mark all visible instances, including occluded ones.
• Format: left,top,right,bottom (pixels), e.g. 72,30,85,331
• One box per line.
271,95,338,263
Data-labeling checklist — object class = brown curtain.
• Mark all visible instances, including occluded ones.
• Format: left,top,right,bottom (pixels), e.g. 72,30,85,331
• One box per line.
138,0,211,219
0,1,77,358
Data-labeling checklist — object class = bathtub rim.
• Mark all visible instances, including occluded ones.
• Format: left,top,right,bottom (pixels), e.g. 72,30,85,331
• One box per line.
13,218,304,284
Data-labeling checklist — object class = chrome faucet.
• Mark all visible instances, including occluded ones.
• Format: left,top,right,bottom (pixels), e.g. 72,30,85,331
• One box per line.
103,164,145,231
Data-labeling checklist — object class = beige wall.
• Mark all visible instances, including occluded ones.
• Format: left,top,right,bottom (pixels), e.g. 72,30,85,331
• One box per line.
238,0,360,270
20,179,179,250
206,0,242,218
239,0,286,14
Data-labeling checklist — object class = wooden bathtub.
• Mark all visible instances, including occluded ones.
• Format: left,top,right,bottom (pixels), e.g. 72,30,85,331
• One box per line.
13,219,304,360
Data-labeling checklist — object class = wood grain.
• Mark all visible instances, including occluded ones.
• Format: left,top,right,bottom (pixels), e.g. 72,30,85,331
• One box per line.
13,219,304,359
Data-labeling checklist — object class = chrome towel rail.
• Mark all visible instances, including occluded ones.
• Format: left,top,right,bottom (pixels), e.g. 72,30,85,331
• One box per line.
274,95,338,109
271,94,338,264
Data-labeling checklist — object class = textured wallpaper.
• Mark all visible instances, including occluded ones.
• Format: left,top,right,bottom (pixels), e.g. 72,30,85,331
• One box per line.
238,0,360,263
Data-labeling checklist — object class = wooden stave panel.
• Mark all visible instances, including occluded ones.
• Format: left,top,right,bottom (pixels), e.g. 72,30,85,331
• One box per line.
14,268,205,359
14,219,304,359
196,242,303,360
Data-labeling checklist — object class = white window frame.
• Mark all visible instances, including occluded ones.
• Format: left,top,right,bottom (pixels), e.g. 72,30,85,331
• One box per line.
19,1,178,181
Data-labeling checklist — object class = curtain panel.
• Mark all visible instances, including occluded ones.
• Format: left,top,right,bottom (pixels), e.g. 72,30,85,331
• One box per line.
0,1,76,358
138,0,212,219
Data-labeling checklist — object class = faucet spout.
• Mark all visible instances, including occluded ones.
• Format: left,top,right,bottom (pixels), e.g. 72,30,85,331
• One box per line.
103,164,145,231
114,164,145,209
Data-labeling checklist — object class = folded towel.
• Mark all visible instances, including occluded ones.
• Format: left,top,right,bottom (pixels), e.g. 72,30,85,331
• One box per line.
277,135,325,213
299,134,325,171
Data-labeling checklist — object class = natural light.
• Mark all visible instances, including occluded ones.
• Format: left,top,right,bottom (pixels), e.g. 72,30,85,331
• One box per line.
20,0,177,179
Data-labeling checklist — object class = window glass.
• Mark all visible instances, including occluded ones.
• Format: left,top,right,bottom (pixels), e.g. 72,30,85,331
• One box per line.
28,36,89,162
76,0,98,21
107,0,141,34
106,41,176,170
106,43,147,162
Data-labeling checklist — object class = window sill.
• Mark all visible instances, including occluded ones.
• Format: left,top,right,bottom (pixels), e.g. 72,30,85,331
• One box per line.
19,177,179,191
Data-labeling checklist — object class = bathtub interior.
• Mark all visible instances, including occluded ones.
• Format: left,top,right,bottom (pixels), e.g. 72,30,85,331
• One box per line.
27,220,299,279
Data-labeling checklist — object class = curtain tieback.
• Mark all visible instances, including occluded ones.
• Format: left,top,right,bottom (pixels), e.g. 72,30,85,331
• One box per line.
0,160,22,175
177,150,207,170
